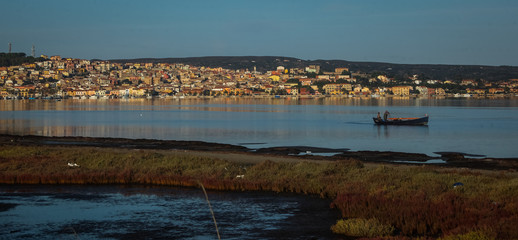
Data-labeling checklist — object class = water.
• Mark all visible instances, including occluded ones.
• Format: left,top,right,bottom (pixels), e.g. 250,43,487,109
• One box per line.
0,185,339,239
0,97,517,158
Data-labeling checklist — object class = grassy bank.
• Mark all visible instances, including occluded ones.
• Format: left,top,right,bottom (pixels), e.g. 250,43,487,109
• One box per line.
1,144,517,239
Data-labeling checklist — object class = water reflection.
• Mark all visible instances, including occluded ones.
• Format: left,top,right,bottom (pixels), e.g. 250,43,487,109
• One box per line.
1,98,517,157
2,97,517,112
375,125,430,139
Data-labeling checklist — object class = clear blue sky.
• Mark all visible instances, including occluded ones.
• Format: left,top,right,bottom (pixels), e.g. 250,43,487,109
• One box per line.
2,0,517,66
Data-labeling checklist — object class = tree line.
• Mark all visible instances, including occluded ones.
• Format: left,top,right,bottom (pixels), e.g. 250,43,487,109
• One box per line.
0,53,45,67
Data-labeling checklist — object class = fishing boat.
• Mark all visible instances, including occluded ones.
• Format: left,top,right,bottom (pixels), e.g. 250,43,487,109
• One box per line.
373,115,429,126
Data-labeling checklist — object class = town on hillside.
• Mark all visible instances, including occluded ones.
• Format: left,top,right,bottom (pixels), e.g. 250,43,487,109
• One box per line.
1,54,518,100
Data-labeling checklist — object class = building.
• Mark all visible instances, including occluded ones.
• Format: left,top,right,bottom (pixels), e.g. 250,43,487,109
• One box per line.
335,67,349,74
305,65,320,73
323,84,343,94
377,75,391,83
50,55,62,61
467,88,486,95
488,88,505,94
461,79,476,86
415,86,429,95
391,86,412,96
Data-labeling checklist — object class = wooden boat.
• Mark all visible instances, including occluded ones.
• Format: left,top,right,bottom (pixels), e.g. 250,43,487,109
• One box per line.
373,115,429,126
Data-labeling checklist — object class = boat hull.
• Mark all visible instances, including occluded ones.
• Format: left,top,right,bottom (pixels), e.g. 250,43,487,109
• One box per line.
373,116,428,126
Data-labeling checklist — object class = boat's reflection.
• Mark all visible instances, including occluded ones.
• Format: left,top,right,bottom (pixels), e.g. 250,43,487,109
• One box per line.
375,124,429,139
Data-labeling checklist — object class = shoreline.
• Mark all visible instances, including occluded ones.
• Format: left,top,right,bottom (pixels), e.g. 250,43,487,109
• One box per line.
2,93,518,101
1,134,517,171
1,134,518,239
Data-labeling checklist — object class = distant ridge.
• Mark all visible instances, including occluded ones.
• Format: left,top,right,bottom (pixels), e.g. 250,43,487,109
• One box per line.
109,56,518,82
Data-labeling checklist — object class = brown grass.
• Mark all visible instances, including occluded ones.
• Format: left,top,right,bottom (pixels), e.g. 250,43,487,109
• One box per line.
1,144,517,239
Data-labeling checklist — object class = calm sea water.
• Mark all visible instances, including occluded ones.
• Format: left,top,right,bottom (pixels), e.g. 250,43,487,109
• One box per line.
0,185,339,239
0,97,517,158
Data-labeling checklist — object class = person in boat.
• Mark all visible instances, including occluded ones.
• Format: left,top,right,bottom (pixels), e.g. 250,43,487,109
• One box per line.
377,112,381,121
383,110,390,121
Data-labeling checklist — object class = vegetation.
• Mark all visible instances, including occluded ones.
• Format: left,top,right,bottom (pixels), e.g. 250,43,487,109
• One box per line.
0,52,45,67
109,56,518,82
286,78,300,84
331,218,394,237
1,144,517,239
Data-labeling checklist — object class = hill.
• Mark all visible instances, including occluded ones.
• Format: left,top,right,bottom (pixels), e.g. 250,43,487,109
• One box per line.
0,52,44,67
109,56,518,82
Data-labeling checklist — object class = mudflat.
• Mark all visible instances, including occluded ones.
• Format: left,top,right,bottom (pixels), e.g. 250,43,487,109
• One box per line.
1,134,517,170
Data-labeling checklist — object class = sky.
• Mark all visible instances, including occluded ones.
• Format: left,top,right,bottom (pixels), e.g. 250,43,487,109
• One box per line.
1,0,518,66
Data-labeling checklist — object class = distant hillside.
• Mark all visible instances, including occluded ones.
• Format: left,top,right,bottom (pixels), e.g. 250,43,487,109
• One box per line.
109,56,301,72
109,56,518,82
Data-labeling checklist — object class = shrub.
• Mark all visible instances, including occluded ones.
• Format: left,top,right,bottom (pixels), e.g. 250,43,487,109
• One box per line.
439,230,495,240
331,218,394,237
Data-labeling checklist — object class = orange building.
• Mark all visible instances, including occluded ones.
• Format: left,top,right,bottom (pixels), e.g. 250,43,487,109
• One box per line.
391,86,412,95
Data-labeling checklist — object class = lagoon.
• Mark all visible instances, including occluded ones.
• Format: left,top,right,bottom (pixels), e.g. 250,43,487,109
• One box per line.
0,97,517,158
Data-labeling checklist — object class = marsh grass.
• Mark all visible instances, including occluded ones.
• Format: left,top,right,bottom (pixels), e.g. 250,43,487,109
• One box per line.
438,230,496,240
1,145,517,239
331,218,394,238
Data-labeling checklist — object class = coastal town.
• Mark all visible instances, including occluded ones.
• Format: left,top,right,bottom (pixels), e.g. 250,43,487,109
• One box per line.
1,54,518,100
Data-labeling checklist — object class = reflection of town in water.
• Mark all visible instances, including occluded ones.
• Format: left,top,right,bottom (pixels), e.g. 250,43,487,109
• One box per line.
1,97,517,111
